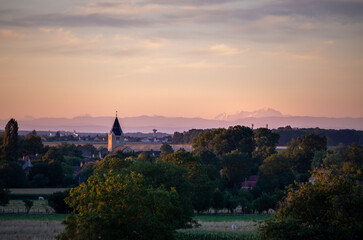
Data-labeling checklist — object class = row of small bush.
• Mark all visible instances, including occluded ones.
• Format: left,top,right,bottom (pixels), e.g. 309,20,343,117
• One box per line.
176,230,259,240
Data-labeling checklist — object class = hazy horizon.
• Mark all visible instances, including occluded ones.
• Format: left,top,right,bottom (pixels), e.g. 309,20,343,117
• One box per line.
1,0,363,120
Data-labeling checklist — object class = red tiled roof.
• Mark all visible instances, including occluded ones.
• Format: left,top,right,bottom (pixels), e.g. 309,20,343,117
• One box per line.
241,181,257,188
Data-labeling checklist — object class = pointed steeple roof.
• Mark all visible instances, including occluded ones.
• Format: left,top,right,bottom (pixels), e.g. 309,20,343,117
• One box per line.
110,115,123,136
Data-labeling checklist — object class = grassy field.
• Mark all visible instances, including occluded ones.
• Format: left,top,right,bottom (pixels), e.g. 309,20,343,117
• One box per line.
176,230,258,240
194,215,269,222
0,214,67,221
0,200,54,214
9,188,70,194
195,221,258,233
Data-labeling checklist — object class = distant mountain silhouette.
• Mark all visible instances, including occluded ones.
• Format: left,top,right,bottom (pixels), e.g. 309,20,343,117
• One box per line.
215,107,283,121
0,111,362,133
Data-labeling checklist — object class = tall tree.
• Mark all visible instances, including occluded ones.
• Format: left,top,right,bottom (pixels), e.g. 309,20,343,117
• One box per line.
220,151,252,188
2,118,19,161
253,128,280,161
286,134,327,174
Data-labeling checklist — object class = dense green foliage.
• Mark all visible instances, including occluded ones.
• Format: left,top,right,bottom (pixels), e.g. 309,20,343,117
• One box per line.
58,171,183,240
221,151,252,188
285,134,327,173
255,154,294,194
48,190,72,214
172,129,207,144
124,160,194,228
0,161,26,188
193,126,255,156
259,168,363,239
0,181,10,206
174,126,363,146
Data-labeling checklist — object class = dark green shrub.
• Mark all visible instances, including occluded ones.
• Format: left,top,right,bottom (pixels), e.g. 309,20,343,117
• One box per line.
48,190,72,214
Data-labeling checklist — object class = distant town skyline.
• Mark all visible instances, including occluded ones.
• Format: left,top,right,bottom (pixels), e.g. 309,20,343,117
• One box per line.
1,0,363,120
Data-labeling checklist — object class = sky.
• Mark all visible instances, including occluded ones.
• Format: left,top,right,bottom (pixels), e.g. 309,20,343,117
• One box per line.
0,0,363,120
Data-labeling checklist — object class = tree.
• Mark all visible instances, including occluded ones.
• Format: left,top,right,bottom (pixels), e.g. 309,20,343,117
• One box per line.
24,134,43,155
43,147,64,162
47,161,64,187
28,161,64,187
259,168,363,240
0,181,10,206
193,149,220,170
224,191,238,213
58,171,182,240
2,118,19,161
48,190,72,214
192,126,255,156
95,155,132,175
125,161,194,228
211,188,224,213
253,128,280,172
79,162,97,183
238,189,253,214
163,151,200,168
160,143,174,154
137,151,153,162
163,151,214,213
256,153,295,194
220,151,252,188
0,161,26,187
286,134,327,174
23,199,33,214
188,164,214,213
252,193,277,213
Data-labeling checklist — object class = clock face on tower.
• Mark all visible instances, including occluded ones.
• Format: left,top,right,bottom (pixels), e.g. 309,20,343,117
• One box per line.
116,140,120,144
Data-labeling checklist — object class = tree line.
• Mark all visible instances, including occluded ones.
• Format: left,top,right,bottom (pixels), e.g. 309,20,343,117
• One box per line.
0,119,99,189
172,126,363,146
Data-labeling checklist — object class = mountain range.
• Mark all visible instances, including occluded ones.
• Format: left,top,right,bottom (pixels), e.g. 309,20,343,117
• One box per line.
1,108,362,133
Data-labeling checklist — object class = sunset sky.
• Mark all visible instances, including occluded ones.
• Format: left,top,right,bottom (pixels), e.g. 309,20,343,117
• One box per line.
1,0,363,120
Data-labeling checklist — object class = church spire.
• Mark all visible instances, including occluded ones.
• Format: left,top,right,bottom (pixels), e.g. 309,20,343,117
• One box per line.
110,113,123,136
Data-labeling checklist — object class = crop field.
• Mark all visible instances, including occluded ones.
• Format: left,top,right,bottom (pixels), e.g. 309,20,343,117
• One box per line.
0,214,261,240
0,220,64,240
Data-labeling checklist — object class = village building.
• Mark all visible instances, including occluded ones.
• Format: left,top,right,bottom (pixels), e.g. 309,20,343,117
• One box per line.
241,175,259,190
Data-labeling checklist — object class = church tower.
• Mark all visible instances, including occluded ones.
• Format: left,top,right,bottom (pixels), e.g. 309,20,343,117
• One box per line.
108,112,124,152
